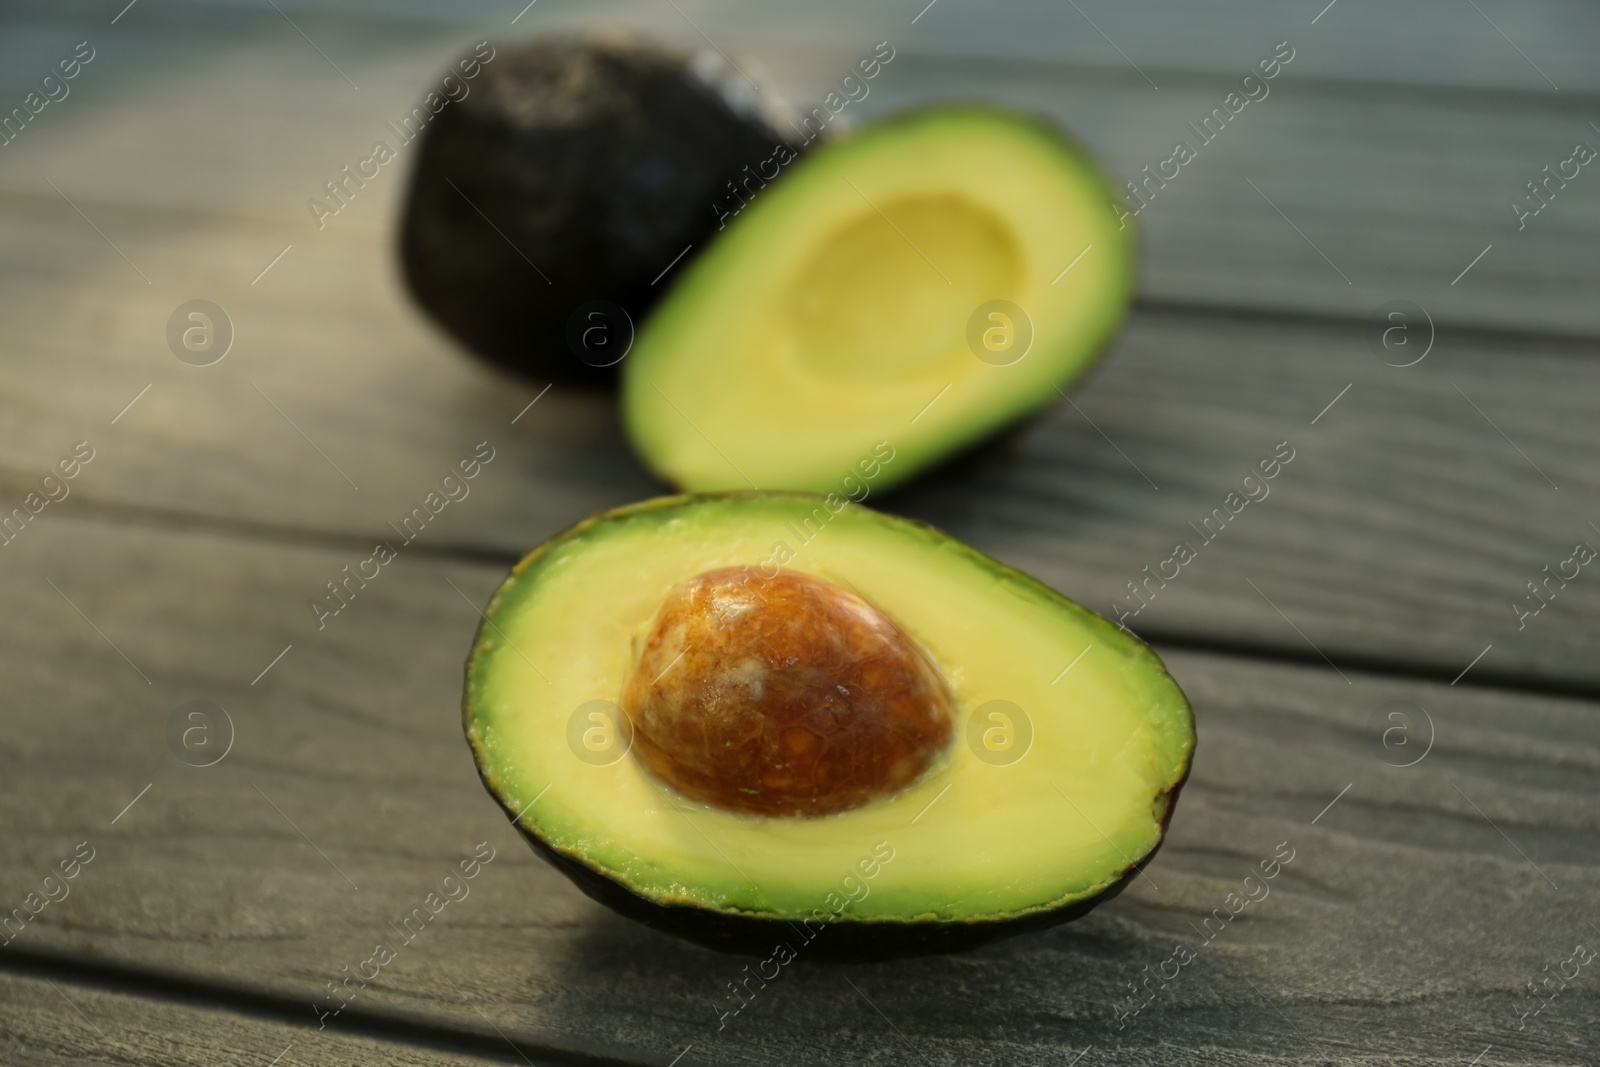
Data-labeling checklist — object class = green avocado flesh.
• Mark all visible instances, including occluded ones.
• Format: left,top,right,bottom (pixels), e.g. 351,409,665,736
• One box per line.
620,106,1136,494
464,494,1193,951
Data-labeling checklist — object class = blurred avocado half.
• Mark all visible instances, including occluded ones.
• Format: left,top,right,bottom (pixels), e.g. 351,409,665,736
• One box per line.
620,104,1137,493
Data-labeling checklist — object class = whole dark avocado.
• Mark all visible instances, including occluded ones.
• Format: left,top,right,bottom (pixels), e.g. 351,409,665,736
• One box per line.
399,36,790,386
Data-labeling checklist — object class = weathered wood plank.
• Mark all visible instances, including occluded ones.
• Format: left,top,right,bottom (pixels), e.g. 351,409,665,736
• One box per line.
3,4,1595,1066
1,4,1596,335
111,0,1600,96
0,971,531,1067
4,187,1595,691
1,513,1596,1065
0,4,1595,696
896,306,1600,694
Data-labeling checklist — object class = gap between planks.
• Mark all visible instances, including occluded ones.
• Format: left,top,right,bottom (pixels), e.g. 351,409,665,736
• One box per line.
0,946,646,1067
10,499,1599,708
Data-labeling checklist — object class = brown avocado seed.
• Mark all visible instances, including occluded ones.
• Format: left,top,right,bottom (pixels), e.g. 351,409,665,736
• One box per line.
620,567,955,817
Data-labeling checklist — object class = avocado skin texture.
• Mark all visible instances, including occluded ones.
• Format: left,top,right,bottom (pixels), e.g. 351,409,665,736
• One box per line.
463,492,1196,960
399,37,786,387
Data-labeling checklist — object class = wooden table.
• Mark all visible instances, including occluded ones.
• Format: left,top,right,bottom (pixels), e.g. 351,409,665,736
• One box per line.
3,1,1597,1063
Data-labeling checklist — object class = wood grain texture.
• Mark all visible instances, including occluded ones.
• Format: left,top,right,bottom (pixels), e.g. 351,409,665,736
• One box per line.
0,971,534,1066
3,205,1594,690
1,514,1595,1065
1,3,1595,334
140,0,1600,96
0,5,1593,695
2,2,1597,1064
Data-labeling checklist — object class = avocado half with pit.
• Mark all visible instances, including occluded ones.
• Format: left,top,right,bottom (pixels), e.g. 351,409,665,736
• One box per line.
620,105,1136,493
463,494,1193,959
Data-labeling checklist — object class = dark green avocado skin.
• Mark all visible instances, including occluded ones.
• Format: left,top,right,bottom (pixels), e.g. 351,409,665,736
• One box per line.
399,36,786,387
497,775,1188,962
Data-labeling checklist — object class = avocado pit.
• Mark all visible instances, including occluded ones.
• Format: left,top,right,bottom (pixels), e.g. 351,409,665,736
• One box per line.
620,567,954,816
